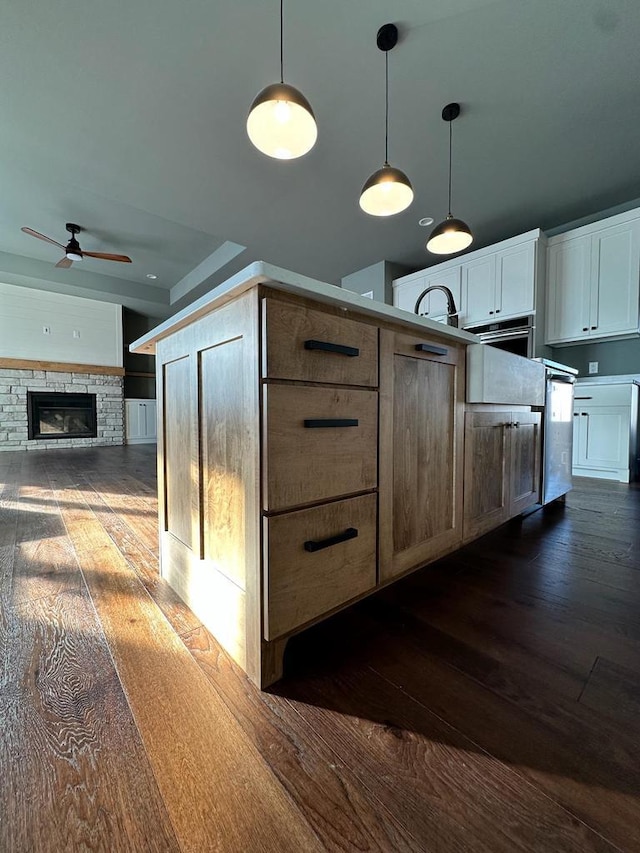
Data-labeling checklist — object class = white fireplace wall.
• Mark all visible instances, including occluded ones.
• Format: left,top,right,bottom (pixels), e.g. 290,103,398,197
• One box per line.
0,368,123,451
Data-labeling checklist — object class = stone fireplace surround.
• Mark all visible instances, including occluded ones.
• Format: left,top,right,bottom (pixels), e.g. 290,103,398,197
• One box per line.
0,364,124,451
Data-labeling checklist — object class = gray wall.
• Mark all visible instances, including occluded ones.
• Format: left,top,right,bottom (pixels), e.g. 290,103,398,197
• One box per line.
550,338,640,377
341,260,411,305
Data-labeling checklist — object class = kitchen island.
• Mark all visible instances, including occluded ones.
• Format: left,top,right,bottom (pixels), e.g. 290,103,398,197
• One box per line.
131,262,544,687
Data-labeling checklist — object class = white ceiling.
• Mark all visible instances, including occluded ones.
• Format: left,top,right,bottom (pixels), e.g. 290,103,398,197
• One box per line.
1,0,639,318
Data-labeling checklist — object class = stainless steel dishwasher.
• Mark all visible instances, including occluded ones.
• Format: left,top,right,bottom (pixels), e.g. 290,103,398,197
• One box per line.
533,359,578,504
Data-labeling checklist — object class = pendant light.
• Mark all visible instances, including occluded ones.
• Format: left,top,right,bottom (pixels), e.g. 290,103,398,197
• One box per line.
246,0,317,160
359,24,414,217
427,103,473,254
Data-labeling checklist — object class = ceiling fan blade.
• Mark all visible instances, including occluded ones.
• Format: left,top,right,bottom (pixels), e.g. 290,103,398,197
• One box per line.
21,226,66,250
55,256,73,269
83,251,132,263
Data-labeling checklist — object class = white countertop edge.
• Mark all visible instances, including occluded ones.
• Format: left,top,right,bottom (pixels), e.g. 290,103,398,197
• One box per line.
575,374,640,385
129,261,480,354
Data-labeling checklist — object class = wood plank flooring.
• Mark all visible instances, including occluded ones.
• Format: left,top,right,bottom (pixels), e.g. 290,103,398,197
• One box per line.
1,446,639,852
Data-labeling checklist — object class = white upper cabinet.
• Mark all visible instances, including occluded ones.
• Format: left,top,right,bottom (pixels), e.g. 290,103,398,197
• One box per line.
462,241,537,327
393,229,544,332
461,255,496,326
394,266,461,324
545,211,640,345
497,242,536,319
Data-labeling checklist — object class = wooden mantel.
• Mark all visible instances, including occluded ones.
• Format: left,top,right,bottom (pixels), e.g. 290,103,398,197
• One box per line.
0,357,125,376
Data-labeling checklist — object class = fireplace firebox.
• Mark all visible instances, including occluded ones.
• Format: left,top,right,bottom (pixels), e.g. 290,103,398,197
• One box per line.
27,392,97,440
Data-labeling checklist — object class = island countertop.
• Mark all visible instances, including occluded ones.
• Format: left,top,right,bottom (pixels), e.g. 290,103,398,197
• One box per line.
130,261,481,354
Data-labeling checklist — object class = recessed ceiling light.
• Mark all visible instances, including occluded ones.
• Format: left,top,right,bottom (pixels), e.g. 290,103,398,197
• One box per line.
418,217,434,227
146,273,158,280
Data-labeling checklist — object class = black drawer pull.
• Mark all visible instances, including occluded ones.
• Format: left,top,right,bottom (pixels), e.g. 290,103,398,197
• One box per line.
415,343,448,356
304,527,358,552
574,396,593,400
304,339,359,357
303,418,359,428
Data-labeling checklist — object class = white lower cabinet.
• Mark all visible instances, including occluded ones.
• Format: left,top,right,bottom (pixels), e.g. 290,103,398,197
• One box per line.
572,384,638,482
125,398,157,444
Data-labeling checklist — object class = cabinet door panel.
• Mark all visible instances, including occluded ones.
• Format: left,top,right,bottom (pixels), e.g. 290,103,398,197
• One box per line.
496,242,535,319
461,255,496,326
545,238,591,343
125,401,143,440
420,267,462,323
394,275,427,314
463,412,509,541
379,330,464,580
509,413,541,515
145,400,157,439
395,267,461,324
580,406,629,469
591,222,640,337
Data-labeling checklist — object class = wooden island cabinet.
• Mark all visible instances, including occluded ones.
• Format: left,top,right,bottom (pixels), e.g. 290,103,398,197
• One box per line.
131,263,542,688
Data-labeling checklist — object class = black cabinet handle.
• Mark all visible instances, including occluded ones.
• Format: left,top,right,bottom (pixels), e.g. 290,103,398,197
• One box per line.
415,343,448,356
573,413,579,416
495,309,501,313
304,527,358,552
591,326,597,330
574,396,593,400
489,310,494,315
581,412,589,416
304,339,359,357
582,327,588,332
303,418,359,428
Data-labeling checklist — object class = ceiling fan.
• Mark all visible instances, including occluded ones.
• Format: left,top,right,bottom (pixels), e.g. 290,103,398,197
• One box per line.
21,222,132,268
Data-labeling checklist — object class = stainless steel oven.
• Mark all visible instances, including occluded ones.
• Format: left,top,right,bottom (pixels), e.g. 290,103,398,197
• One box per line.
466,316,534,358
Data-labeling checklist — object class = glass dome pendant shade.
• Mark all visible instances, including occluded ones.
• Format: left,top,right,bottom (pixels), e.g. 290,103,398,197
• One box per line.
246,1,317,160
359,24,414,217
427,102,473,254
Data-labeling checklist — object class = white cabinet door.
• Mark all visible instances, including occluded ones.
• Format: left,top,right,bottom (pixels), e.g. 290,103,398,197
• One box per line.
461,255,496,326
496,242,535,319
394,275,427,315
545,237,591,343
418,267,461,322
144,400,157,439
125,400,144,441
590,221,640,337
125,399,157,443
578,406,629,470
395,268,461,324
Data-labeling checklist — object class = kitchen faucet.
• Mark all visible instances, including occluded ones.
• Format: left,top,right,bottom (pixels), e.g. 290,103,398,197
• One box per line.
414,285,459,328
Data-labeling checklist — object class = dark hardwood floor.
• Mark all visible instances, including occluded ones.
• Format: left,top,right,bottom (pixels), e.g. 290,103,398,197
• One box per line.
1,445,639,851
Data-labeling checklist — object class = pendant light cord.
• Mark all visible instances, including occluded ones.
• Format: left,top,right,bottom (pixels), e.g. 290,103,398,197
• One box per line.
384,51,389,165
448,118,453,216
280,0,284,82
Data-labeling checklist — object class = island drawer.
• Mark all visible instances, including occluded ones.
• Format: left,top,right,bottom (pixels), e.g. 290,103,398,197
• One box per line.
263,384,378,511
262,298,378,386
264,493,377,639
